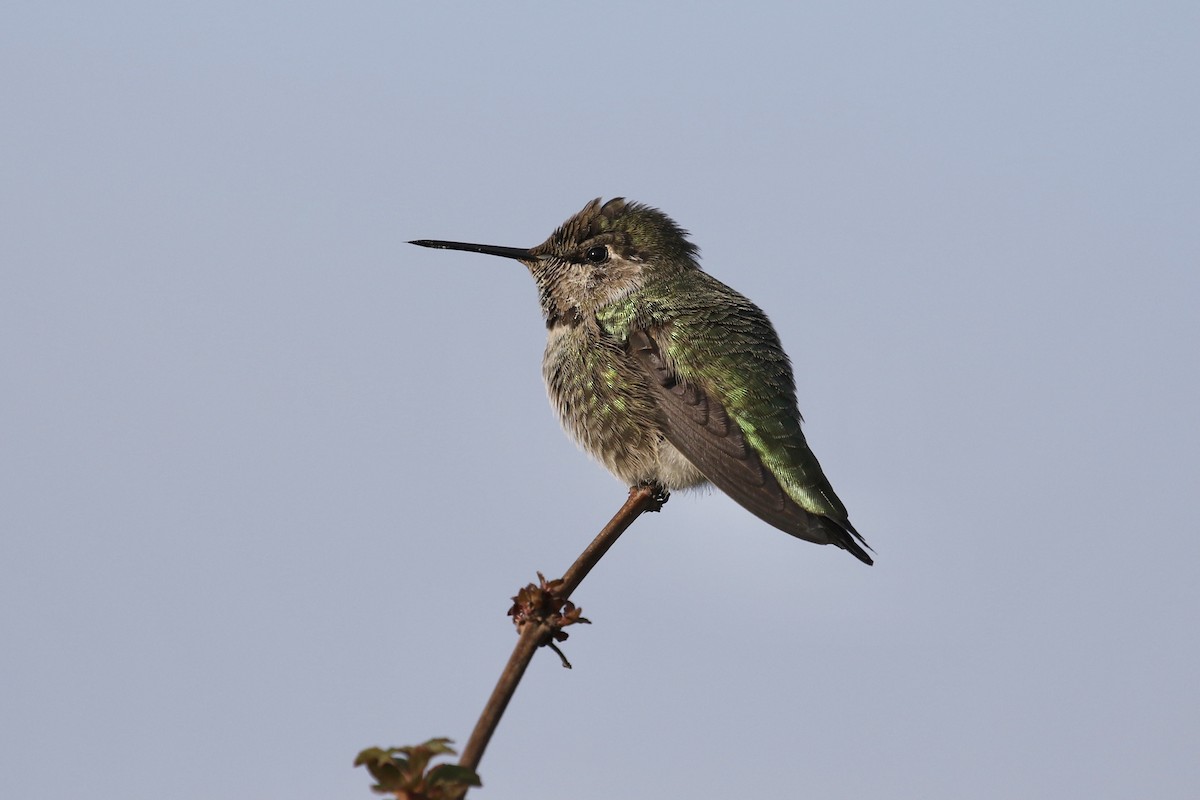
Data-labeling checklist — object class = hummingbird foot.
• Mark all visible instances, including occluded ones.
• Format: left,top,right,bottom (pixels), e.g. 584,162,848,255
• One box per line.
631,481,670,512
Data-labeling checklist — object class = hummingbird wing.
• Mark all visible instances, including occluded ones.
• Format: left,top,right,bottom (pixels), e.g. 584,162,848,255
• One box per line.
624,306,872,565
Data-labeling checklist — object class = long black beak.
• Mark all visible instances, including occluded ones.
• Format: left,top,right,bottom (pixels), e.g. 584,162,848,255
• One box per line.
410,239,535,261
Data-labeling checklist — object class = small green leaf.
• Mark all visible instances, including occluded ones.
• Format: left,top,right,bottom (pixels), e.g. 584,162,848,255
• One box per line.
354,746,388,767
419,737,460,756
353,747,411,792
426,763,482,788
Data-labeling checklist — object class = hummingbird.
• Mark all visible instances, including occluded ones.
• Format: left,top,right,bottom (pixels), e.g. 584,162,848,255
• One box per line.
411,198,872,565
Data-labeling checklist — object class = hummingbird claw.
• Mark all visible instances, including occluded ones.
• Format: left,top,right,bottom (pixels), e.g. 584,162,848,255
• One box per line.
632,481,670,512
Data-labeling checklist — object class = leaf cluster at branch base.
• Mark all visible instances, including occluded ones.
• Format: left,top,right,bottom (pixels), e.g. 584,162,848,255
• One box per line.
355,738,481,800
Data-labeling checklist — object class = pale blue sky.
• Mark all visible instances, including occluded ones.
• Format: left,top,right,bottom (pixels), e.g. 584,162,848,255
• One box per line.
3,2,1198,799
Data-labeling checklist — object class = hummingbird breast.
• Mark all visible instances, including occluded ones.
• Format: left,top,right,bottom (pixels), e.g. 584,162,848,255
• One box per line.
542,320,706,490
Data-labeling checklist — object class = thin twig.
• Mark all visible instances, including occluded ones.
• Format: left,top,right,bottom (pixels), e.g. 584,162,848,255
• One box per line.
457,484,663,778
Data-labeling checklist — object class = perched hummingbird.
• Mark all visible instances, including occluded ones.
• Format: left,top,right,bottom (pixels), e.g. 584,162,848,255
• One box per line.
411,198,872,565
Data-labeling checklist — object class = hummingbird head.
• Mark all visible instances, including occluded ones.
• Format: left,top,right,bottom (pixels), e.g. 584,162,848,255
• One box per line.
411,198,699,327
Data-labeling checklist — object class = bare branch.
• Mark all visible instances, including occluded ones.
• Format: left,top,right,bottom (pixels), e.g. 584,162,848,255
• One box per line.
456,484,666,778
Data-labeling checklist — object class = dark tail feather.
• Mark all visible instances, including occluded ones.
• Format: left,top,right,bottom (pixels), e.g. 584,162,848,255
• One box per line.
824,517,874,565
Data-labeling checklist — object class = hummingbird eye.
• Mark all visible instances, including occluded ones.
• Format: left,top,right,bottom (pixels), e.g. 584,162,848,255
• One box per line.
584,245,609,264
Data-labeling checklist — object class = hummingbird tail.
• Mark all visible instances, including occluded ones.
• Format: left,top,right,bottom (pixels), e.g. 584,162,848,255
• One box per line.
821,518,874,565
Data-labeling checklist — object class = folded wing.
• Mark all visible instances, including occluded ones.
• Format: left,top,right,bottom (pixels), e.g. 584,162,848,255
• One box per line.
627,328,873,565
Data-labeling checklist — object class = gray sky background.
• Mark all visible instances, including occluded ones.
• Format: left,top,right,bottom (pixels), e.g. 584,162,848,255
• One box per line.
3,3,1198,799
